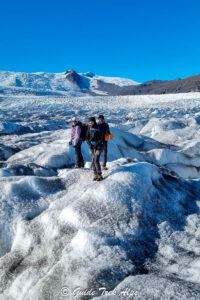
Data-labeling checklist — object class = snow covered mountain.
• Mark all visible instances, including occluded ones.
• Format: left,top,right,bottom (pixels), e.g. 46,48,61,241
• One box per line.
1,70,200,97
1,91,200,299
0,70,139,96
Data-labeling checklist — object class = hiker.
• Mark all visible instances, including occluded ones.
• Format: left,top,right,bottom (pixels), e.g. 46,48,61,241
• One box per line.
69,117,84,168
97,115,110,170
86,117,105,181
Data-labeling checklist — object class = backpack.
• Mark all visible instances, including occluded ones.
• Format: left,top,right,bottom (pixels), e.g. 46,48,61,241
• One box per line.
103,123,114,141
105,133,114,141
78,122,88,141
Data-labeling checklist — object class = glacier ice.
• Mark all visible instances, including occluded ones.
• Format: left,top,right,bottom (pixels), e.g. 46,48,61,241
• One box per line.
0,92,200,299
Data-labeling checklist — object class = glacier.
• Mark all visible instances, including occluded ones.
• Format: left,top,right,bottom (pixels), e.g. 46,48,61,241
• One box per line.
0,71,139,97
0,90,200,299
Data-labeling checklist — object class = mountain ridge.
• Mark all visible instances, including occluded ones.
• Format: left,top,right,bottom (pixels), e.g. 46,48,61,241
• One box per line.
0,69,200,96
119,74,200,95
0,69,139,97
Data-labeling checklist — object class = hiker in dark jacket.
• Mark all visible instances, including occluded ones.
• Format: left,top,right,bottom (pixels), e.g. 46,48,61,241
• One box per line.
69,117,84,168
98,115,110,170
86,117,105,181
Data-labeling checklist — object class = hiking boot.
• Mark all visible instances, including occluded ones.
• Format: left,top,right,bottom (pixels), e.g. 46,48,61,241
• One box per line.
96,175,103,181
93,174,98,181
102,166,108,170
73,164,79,169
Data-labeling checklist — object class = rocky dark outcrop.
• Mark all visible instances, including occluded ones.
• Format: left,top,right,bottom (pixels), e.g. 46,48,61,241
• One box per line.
95,79,123,95
64,69,89,90
118,74,200,95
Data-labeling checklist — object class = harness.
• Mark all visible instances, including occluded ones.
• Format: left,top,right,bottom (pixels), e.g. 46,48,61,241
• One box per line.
89,127,99,132
89,127,99,145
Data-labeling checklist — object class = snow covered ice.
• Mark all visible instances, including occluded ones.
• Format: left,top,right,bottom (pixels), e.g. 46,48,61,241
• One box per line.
1,91,200,299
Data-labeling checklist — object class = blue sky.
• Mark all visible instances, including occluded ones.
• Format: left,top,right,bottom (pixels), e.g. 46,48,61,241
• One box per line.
0,0,200,82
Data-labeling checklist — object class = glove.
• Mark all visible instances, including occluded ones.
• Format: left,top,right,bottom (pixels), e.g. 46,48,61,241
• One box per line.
73,145,77,148
69,141,72,146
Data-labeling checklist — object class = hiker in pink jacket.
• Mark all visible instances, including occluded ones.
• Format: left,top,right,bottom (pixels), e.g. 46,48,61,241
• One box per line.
69,117,84,168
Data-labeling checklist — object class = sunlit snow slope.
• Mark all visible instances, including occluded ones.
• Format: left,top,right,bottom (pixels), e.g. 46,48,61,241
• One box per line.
0,70,139,96
0,92,200,299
